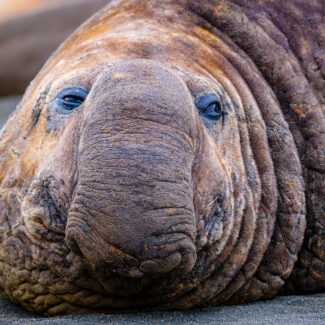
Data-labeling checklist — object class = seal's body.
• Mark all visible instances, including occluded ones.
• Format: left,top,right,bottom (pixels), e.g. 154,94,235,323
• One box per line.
0,0,324,315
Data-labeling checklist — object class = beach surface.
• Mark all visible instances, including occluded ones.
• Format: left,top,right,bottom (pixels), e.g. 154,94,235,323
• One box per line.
0,293,324,325
0,97,324,324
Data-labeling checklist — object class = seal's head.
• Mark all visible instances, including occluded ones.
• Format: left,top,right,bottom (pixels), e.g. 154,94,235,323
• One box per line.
0,0,316,315
19,56,239,298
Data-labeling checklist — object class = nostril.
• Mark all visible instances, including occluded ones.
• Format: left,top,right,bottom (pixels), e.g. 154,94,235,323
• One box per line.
179,244,197,274
67,234,85,258
140,252,182,274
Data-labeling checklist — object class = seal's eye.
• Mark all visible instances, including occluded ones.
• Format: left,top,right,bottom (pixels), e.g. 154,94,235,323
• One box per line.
195,93,225,121
56,87,88,112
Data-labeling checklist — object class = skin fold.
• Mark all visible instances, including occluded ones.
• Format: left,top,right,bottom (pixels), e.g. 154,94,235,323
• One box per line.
0,0,324,315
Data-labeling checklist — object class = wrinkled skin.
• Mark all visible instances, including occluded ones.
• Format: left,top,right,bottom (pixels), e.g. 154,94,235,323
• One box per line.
0,0,324,316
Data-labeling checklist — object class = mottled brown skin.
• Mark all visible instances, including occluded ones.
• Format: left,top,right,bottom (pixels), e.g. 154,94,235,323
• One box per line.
0,0,108,96
0,0,324,316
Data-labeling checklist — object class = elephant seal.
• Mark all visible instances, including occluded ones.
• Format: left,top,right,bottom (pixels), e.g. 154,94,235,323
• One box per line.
0,0,108,96
0,0,324,316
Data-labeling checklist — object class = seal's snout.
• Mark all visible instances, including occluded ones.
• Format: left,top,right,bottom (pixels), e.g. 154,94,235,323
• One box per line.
65,59,198,281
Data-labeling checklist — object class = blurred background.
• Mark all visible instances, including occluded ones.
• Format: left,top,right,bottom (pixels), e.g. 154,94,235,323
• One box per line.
0,0,107,127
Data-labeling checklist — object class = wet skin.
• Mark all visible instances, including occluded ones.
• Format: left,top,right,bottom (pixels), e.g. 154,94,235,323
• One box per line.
0,0,324,316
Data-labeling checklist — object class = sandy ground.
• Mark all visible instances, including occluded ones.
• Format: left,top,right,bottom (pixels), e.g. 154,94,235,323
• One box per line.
0,97,325,324
0,294,324,325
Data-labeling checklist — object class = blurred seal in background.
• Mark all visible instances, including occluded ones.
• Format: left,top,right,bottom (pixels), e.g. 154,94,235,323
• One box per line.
0,0,107,97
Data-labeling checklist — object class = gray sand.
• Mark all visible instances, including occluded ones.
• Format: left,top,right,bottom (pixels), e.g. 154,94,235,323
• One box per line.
0,294,324,325
0,97,324,324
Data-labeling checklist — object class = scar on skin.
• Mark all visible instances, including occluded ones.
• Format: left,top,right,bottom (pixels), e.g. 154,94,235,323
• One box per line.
291,104,314,120
102,127,110,134
112,72,129,79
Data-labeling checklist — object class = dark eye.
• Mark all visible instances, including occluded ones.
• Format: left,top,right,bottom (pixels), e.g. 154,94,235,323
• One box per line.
56,87,88,112
195,93,224,121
